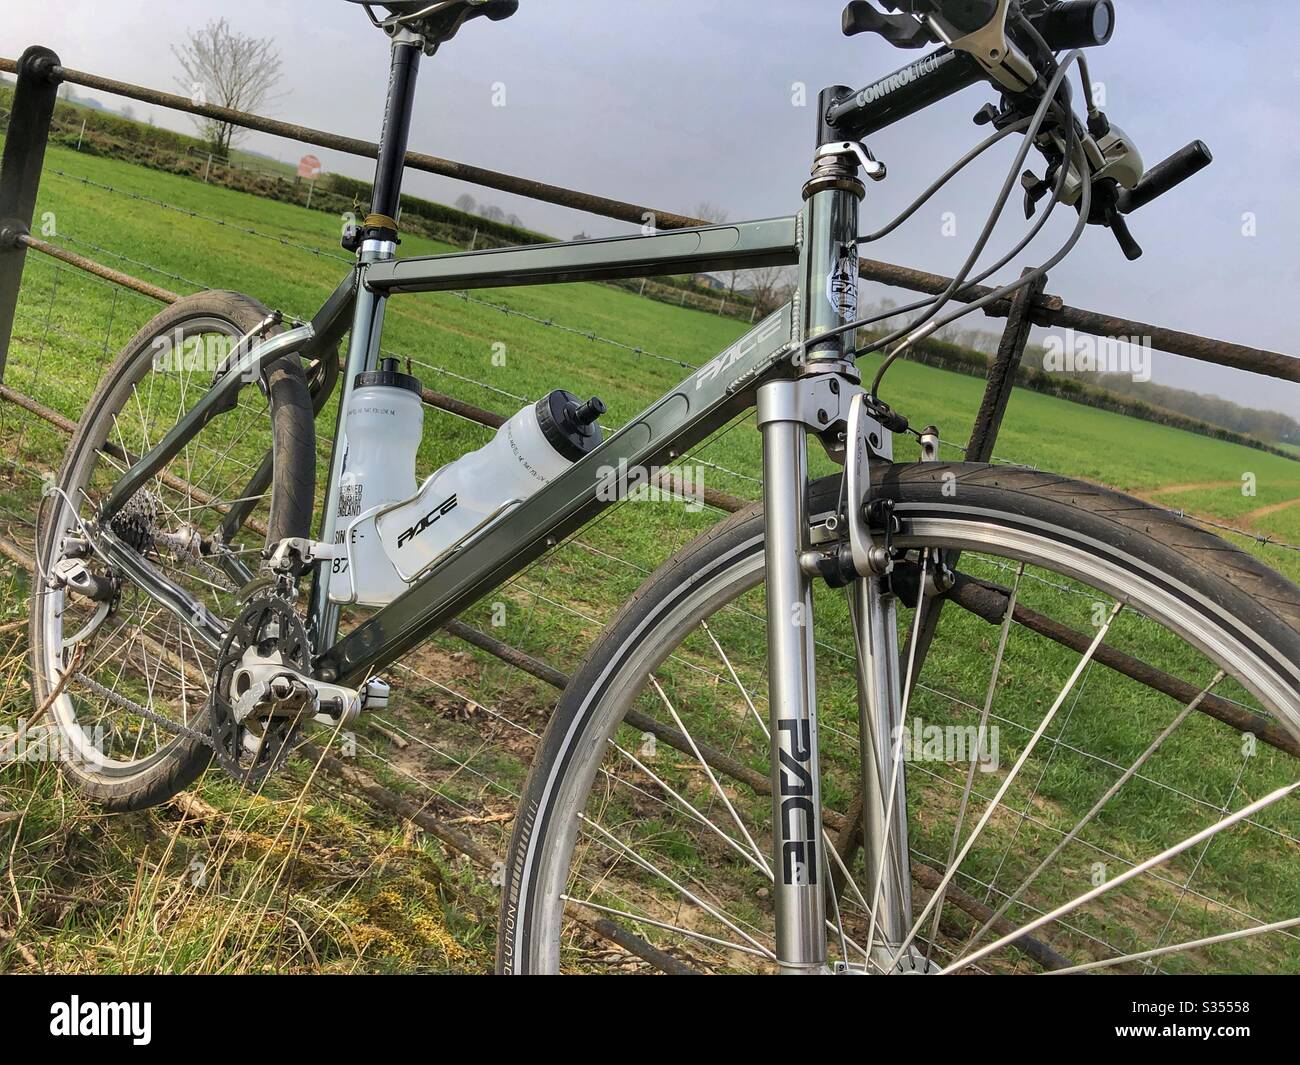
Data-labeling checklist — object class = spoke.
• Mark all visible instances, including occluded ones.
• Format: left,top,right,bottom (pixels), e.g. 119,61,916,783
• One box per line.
700,619,768,738
943,778,1300,974
608,739,769,879
865,550,930,953
649,675,769,869
823,842,854,967
1145,736,1250,974
960,669,1227,961
1044,915,1300,975
577,813,776,960
924,561,1023,961
887,598,1125,971
561,895,770,960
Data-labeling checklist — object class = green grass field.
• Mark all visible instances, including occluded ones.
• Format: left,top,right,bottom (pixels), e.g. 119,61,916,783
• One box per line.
0,140,1297,974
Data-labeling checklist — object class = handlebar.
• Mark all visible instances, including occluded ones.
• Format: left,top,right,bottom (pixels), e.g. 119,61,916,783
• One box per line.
830,2,1115,139
830,1,1211,258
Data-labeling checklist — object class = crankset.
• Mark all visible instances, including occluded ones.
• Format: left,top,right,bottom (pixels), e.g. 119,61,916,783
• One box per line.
208,594,313,784
208,593,391,785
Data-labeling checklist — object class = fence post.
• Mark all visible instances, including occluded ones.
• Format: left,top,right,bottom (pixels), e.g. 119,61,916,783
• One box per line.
0,45,62,384
900,268,1050,722
966,268,1050,461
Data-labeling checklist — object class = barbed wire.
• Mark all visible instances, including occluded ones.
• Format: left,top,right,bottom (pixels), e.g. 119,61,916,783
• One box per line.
445,291,699,370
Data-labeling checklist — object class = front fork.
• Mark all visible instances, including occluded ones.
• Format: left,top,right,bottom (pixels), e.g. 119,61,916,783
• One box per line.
758,134,912,973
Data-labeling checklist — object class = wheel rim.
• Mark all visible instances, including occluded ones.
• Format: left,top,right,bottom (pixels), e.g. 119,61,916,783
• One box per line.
515,510,1300,974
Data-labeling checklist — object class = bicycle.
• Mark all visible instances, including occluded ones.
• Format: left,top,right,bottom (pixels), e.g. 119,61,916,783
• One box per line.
29,0,1300,975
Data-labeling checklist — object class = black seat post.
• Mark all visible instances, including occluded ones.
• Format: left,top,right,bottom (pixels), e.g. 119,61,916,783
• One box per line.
368,28,422,238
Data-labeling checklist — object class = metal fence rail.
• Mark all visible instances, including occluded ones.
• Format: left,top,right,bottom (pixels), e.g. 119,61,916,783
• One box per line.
3,48,1299,385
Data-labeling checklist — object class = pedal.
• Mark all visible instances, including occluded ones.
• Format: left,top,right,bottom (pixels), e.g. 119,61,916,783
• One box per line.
230,651,388,727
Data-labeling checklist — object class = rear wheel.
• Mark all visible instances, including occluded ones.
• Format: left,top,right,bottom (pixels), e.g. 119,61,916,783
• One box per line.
29,291,316,811
499,464,1300,974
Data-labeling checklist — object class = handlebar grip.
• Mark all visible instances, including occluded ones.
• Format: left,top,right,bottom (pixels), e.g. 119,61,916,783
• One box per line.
1116,140,1213,215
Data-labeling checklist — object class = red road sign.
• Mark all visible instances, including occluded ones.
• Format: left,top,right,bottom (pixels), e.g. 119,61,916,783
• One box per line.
298,154,322,180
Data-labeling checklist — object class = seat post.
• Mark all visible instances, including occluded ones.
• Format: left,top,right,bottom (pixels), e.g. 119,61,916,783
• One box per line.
369,28,423,228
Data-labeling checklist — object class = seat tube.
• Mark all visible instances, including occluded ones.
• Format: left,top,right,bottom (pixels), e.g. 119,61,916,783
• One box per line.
311,30,422,655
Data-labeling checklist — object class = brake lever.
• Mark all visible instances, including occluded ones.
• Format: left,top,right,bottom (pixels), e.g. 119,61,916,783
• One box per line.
842,2,936,48
1086,177,1144,260
1107,208,1143,260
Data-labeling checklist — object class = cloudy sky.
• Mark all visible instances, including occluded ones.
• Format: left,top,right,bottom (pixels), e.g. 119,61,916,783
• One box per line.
4,1,1298,416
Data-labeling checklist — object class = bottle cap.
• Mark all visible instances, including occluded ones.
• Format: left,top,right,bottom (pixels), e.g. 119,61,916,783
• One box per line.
354,357,423,396
535,389,606,462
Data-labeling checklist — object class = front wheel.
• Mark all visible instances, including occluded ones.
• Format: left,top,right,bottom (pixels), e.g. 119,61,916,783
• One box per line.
499,464,1300,974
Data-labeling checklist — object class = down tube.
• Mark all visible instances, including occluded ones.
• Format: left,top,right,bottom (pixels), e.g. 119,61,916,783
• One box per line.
317,303,796,686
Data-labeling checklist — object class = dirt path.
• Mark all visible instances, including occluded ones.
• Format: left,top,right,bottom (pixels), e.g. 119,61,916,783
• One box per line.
1242,497,1300,523
1146,480,1242,495
1133,479,1300,536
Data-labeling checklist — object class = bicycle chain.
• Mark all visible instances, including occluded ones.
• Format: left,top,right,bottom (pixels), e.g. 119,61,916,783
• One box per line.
72,670,215,749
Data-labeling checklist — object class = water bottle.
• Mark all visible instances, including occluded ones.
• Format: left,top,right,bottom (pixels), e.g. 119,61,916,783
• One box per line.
329,358,424,605
375,389,606,582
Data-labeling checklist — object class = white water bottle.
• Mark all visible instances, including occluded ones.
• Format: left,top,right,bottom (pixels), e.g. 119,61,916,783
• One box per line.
375,389,606,582
329,358,424,605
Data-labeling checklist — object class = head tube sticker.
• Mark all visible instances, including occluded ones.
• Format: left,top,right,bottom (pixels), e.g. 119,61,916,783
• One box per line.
827,243,859,322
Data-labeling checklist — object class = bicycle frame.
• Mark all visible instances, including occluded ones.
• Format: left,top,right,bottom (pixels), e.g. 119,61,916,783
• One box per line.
90,32,913,974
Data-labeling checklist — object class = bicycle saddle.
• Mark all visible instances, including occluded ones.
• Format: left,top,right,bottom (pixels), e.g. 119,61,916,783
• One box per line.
345,1,519,48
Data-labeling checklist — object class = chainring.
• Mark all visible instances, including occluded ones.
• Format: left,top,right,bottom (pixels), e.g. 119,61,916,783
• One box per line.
208,594,312,786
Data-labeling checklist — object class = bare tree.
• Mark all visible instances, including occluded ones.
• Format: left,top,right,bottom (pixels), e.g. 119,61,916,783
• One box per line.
454,193,478,214
173,19,283,159
746,265,796,317
693,201,739,292
694,201,728,226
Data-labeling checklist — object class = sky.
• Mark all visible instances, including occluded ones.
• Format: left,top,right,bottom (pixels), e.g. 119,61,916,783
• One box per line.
3,0,1298,418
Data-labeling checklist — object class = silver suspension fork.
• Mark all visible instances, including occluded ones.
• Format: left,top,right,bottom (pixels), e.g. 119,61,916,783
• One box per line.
753,127,878,972
758,124,917,972
852,577,913,957
757,379,826,973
